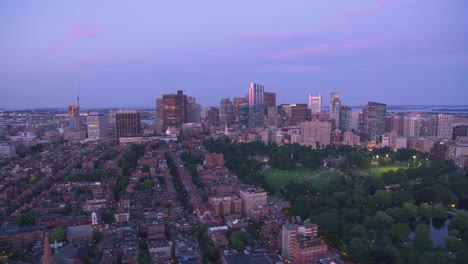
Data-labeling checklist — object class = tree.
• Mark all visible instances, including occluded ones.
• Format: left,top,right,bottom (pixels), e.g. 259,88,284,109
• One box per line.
413,223,433,251
418,203,433,218
387,223,410,244
51,227,65,242
375,211,394,230
16,211,38,226
402,202,418,220
315,212,341,233
141,165,150,173
432,203,447,219
444,235,462,252
347,237,374,263
229,230,247,252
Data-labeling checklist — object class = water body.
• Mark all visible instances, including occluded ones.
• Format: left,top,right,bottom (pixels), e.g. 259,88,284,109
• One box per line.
409,217,450,248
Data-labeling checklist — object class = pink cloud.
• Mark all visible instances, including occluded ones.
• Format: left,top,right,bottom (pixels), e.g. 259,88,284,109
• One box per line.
49,23,106,53
327,19,350,26
344,0,390,16
258,65,322,74
262,33,410,59
233,31,304,40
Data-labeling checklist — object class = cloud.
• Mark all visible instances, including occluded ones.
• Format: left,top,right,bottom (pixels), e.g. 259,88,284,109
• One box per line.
233,31,304,41
49,23,106,53
327,19,350,26
257,65,322,74
344,0,390,17
259,33,410,59
379,52,468,66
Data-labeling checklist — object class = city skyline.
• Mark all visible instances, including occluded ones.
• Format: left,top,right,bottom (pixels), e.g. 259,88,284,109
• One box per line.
1,0,468,108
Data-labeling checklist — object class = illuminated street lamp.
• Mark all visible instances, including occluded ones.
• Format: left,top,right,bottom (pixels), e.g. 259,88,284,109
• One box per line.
386,154,389,166
413,155,417,167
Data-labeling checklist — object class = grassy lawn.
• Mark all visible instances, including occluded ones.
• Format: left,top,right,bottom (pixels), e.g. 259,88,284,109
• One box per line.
349,163,408,177
308,170,343,191
264,167,323,191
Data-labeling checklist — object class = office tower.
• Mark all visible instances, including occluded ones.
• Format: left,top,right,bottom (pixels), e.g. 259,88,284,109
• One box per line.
184,96,201,123
363,102,387,142
437,114,454,138
403,111,421,138
263,92,276,115
239,186,267,217
161,90,187,127
420,115,437,137
68,103,81,131
87,112,108,140
248,82,264,127
206,107,219,126
156,99,164,125
339,105,352,132
301,120,331,148
308,94,322,116
238,104,249,126
390,114,404,136
115,110,141,138
453,125,468,140
329,92,341,128
233,97,248,123
350,111,361,132
220,98,234,126
290,104,308,125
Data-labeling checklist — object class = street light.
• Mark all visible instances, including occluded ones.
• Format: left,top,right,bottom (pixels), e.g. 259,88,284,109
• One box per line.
413,155,416,167
386,154,389,167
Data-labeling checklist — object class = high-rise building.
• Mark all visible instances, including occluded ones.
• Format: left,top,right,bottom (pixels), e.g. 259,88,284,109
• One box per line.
115,110,141,138
186,96,201,123
363,102,387,142
420,115,438,137
437,114,454,138
281,221,328,264
390,114,404,136
339,105,352,132
263,92,276,115
239,186,267,217
453,125,468,140
68,104,81,131
403,112,421,138
290,104,308,125
350,111,361,132
308,94,322,116
220,98,234,126
87,112,108,140
233,97,248,123
301,120,331,148
161,90,187,127
206,107,220,126
248,83,264,127
329,92,341,128
238,104,249,126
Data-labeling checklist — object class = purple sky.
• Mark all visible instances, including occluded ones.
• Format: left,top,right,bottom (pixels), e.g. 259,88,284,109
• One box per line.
1,0,467,109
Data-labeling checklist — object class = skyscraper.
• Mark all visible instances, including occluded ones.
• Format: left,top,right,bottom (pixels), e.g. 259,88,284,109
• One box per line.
115,110,141,138
161,90,187,127
87,112,108,140
308,94,322,116
220,98,234,126
186,96,201,123
339,105,352,132
233,97,248,123
437,114,454,138
403,111,421,138
329,92,341,128
238,103,249,126
263,92,276,115
363,101,387,142
290,104,308,125
248,82,264,127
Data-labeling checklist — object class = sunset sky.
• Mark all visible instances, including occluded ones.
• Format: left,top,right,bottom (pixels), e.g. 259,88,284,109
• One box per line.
1,0,467,109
